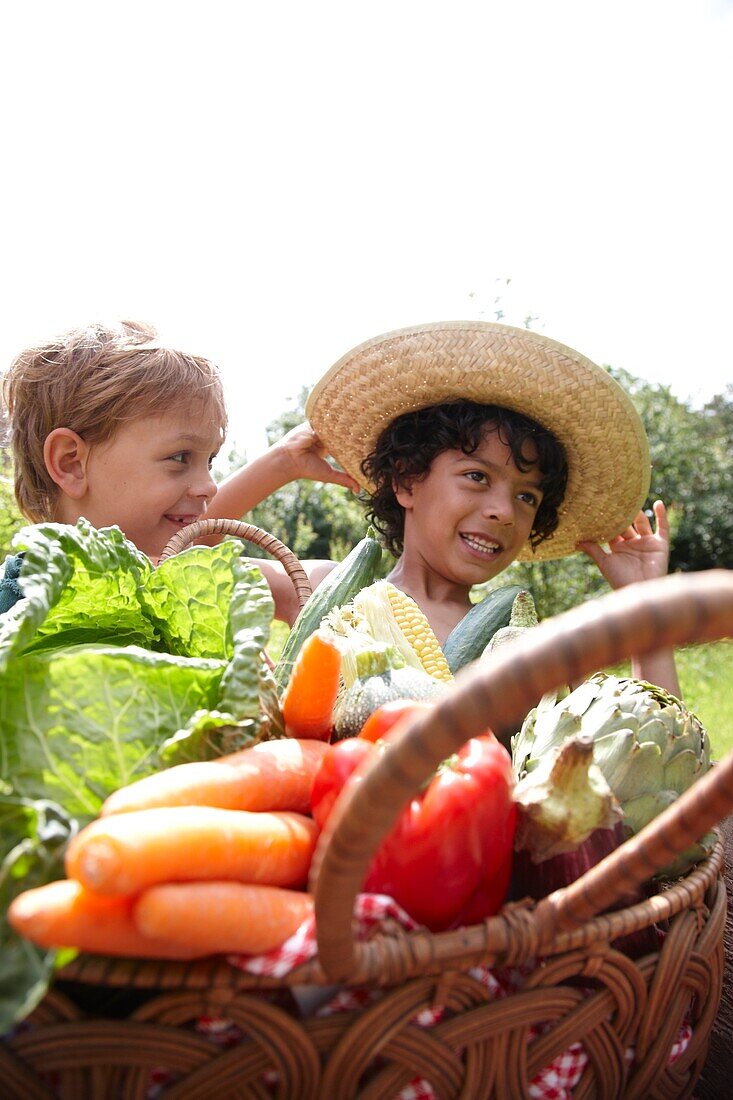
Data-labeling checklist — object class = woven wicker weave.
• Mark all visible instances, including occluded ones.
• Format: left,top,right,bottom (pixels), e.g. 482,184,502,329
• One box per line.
2,531,732,1098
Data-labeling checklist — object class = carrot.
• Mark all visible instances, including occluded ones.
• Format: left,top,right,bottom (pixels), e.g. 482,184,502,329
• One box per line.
65,806,318,896
8,879,203,959
134,881,314,956
281,629,342,740
101,737,330,816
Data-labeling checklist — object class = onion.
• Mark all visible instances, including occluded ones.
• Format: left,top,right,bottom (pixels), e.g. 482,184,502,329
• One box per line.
511,735,658,958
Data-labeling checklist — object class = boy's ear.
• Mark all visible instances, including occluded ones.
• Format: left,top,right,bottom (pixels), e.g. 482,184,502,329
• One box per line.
393,476,414,510
43,429,90,500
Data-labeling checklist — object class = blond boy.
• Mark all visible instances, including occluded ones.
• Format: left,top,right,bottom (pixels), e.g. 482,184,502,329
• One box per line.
1,320,353,622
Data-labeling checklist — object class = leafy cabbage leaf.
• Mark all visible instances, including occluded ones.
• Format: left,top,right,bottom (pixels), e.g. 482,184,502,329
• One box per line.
0,521,154,669
0,794,77,1034
0,644,226,821
140,540,244,658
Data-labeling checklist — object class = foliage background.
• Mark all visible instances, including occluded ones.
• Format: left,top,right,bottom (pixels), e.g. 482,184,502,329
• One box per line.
239,369,733,611
0,437,24,559
4,357,731,589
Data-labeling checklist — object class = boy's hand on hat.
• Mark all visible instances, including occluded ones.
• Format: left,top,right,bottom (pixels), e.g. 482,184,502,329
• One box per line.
576,500,671,590
275,422,360,493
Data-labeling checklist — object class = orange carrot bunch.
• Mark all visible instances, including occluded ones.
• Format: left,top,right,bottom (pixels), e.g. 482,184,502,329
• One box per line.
8,737,326,960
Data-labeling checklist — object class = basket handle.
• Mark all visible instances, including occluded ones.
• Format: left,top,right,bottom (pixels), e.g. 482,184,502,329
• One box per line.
157,518,313,610
310,568,733,983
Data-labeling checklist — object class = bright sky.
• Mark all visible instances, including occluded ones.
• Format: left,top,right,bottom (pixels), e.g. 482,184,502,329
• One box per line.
2,0,731,461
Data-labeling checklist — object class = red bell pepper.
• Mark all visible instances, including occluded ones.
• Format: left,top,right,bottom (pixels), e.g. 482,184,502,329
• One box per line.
310,737,374,830
357,699,433,743
310,714,516,932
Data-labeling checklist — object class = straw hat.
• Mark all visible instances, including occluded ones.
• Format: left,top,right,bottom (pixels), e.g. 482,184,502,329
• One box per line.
305,320,651,562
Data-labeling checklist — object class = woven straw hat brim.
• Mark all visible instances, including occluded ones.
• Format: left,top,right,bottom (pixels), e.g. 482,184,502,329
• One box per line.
306,321,651,562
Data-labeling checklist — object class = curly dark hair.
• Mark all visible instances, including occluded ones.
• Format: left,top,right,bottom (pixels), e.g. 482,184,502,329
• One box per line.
361,400,568,558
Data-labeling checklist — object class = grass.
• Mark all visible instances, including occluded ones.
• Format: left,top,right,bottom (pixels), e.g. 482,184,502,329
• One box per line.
665,641,732,758
268,620,290,664
267,621,732,757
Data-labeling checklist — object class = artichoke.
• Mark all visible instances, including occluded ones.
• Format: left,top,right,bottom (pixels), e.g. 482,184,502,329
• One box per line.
511,672,714,878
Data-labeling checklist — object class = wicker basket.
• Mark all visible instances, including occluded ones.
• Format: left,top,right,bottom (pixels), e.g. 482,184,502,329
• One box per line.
2,522,732,1099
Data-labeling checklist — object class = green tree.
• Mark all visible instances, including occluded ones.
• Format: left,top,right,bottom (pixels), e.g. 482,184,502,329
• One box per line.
5,364,727,600
244,389,377,565
673,386,733,570
609,371,733,572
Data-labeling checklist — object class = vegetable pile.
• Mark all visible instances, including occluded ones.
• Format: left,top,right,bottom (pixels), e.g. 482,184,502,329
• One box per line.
2,525,716,1039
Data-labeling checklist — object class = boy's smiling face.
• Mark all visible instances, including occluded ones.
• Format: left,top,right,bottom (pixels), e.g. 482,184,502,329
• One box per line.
396,425,544,587
58,403,223,559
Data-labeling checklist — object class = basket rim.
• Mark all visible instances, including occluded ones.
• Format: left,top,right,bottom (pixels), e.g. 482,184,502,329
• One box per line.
157,517,313,610
56,834,724,993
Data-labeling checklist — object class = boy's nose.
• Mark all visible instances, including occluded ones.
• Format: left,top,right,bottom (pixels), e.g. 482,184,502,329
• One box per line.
192,468,218,502
482,487,514,525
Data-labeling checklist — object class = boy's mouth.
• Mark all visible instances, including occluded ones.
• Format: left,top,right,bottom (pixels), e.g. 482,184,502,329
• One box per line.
460,533,503,557
165,514,200,527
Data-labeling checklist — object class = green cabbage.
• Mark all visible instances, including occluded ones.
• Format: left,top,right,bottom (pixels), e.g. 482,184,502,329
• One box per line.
0,519,278,1029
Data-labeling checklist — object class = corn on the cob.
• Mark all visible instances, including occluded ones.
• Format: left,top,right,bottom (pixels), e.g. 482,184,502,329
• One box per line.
352,581,453,683
383,584,453,682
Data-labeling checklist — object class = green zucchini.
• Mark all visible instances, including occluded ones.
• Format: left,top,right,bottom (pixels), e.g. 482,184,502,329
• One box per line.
442,584,526,674
273,527,382,693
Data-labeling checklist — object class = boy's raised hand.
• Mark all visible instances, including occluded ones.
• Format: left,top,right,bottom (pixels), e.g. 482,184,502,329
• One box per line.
274,422,359,492
577,499,671,590
204,422,358,540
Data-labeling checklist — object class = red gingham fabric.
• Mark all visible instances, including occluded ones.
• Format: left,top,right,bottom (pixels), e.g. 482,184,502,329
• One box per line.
228,892,411,977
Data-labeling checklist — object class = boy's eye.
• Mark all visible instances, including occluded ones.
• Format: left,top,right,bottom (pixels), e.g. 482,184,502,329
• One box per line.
518,490,540,507
168,452,189,464
465,470,488,484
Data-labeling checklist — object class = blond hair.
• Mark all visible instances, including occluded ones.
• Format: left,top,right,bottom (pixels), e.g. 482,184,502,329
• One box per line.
1,320,227,522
